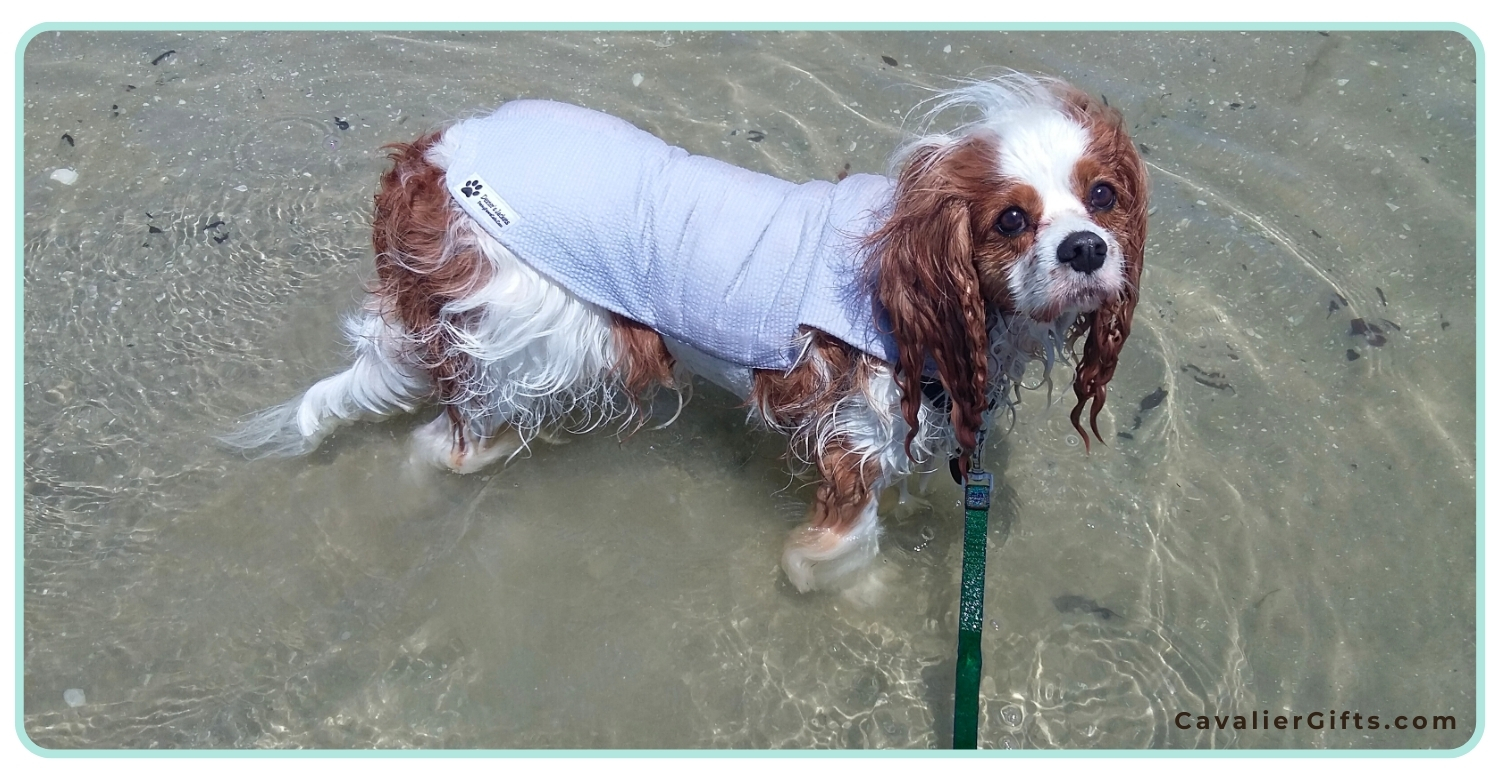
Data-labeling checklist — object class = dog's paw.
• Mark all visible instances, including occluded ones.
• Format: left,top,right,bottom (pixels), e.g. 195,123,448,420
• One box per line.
410,417,527,474
451,428,527,474
781,521,880,593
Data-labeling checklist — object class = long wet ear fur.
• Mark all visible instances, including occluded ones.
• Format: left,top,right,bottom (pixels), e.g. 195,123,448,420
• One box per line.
1064,95,1149,450
866,138,996,470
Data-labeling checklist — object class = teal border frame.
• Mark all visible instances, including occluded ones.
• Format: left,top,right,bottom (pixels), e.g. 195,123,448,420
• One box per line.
12,20,1485,758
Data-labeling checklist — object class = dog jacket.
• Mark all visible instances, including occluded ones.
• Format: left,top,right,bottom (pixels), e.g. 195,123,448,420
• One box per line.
442,100,898,370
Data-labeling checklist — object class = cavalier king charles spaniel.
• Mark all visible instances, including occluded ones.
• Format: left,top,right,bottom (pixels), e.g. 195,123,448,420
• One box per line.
227,73,1148,593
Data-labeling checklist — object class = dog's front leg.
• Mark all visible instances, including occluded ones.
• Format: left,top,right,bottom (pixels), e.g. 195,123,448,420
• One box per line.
780,440,885,592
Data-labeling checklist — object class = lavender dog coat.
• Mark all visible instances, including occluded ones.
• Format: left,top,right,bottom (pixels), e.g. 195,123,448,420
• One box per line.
442,100,898,370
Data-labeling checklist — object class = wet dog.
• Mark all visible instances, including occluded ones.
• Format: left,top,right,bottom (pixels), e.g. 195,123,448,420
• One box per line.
226,74,1148,592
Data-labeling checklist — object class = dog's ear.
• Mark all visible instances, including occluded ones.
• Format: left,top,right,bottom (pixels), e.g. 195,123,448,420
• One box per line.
868,140,992,469
1070,105,1149,449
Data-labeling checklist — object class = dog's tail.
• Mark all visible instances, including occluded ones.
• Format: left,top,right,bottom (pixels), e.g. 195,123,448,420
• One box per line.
218,395,321,457
219,314,432,458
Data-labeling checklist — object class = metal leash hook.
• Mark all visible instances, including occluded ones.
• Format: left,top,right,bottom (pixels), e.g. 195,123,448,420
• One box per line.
952,428,991,750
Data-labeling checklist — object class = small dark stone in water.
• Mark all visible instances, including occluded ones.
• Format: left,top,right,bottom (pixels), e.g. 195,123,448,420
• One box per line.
1252,588,1284,609
881,55,898,66
1138,387,1167,412
1054,595,1120,620
745,130,765,142
1053,595,1090,612
1441,320,1451,330
1350,318,1389,347
1421,156,1431,163
151,50,176,66
1346,349,1360,361
148,226,163,234
334,116,350,130
61,133,74,147
1229,102,1242,109
1182,363,1232,391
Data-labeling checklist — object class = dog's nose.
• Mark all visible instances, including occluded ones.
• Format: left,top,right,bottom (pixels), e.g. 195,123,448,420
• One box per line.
1056,231,1108,274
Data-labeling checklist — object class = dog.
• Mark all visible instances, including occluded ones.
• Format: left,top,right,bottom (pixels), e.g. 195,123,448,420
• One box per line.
225,73,1148,593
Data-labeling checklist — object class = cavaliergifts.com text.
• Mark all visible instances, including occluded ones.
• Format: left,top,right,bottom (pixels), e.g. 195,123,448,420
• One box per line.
1175,710,1458,732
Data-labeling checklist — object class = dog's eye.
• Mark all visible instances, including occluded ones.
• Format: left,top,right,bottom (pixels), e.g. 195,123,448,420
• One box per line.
1088,182,1117,212
996,206,1028,236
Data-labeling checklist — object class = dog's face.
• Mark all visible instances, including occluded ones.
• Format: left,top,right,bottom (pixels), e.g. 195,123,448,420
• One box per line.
870,78,1148,457
969,100,1146,324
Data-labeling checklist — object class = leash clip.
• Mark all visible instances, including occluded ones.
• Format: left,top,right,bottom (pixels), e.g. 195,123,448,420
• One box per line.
969,427,988,471
963,469,991,510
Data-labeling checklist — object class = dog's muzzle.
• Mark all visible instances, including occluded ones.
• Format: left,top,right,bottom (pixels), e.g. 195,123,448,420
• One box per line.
1056,230,1108,274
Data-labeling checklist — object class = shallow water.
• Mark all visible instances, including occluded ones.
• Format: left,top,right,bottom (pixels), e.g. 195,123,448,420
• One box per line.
21,30,1475,749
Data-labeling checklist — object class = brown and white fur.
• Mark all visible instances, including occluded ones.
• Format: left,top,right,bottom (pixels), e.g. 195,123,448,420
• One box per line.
225,74,1148,593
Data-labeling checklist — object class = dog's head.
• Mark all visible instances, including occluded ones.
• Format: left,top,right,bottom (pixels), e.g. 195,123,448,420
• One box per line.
868,74,1148,462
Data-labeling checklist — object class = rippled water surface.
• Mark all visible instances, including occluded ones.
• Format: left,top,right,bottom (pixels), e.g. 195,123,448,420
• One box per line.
22,30,1476,749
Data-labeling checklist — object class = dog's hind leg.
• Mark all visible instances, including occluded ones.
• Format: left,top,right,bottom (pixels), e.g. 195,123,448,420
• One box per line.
221,311,430,456
409,412,527,474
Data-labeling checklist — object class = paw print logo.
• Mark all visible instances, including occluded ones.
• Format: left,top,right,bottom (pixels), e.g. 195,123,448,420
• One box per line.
461,179,483,198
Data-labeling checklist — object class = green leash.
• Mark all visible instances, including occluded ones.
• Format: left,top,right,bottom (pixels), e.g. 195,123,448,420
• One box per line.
953,443,991,750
